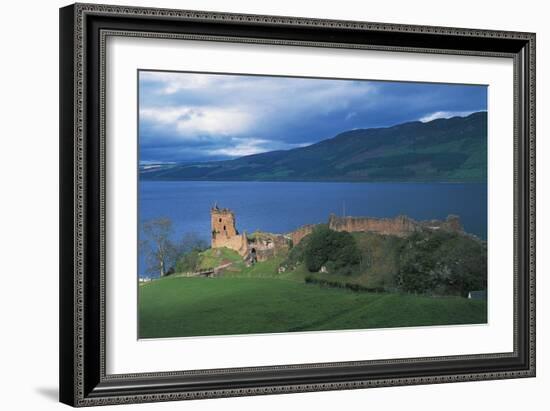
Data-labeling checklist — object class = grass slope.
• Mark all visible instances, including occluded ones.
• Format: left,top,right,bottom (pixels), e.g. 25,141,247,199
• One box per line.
139,276,487,338
196,247,243,269
282,230,486,296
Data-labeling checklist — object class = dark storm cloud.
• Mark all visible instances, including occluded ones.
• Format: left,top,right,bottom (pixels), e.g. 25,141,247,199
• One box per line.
139,71,487,163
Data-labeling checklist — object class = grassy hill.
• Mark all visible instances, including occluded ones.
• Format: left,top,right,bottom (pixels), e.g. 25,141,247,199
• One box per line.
139,276,487,338
140,229,487,338
141,112,487,183
196,247,243,269
279,228,486,295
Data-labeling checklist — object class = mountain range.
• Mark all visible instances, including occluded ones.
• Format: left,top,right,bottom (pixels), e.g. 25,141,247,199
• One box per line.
140,111,487,183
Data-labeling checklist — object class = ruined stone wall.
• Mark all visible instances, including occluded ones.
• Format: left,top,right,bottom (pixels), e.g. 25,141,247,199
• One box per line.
211,208,238,240
209,205,465,259
211,206,249,256
288,214,464,245
420,215,464,233
248,234,290,261
328,214,420,237
212,232,249,256
288,224,316,246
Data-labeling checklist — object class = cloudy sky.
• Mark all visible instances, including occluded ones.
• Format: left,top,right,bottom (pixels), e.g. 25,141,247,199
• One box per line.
139,71,487,163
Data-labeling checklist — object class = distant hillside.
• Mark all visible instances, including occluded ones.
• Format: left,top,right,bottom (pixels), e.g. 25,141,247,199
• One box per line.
140,111,487,182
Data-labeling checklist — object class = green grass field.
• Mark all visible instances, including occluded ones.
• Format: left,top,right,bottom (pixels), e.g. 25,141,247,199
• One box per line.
197,247,243,270
138,276,487,339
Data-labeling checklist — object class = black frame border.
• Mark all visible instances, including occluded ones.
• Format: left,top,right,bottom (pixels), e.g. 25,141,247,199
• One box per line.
60,3,535,407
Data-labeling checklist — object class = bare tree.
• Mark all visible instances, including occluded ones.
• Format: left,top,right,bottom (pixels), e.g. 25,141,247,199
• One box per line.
141,217,177,277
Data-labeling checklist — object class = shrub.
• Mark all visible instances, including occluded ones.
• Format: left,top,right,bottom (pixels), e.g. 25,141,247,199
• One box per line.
303,225,361,275
175,250,201,273
304,275,385,293
397,231,486,296
278,233,311,272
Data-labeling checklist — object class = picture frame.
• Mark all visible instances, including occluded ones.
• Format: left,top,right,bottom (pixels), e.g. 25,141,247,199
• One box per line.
59,2,535,407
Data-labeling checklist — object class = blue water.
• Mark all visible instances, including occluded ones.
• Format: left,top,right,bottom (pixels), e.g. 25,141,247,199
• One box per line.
139,181,487,277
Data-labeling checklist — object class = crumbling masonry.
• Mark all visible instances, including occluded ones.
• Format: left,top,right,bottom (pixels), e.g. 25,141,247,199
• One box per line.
211,205,465,258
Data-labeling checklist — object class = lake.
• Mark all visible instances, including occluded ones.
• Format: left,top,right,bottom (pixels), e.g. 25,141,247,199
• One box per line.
139,181,487,277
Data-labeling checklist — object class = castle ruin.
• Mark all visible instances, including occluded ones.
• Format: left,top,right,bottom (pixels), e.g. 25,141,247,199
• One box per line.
211,205,465,258
289,214,464,246
211,205,248,256
210,205,290,261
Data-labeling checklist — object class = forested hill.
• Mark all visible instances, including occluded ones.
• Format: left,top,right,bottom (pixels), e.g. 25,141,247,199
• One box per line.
140,111,487,182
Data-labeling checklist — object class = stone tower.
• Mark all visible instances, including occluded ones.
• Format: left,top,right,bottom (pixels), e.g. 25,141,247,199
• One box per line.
211,205,239,248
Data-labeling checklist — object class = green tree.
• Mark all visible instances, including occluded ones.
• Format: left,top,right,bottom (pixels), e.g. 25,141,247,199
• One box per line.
175,250,201,273
174,233,208,274
304,225,361,275
397,231,487,296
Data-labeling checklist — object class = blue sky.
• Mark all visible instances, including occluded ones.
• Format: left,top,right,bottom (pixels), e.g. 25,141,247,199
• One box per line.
139,71,487,163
